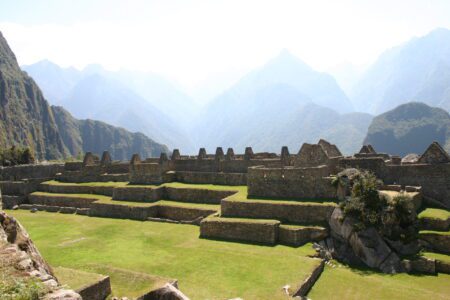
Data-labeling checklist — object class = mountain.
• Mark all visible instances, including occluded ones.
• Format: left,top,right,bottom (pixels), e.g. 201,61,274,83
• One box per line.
363,102,450,156
23,61,196,152
64,73,193,152
192,50,364,154
352,28,450,114
0,32,68,159
52,106,168,160
22,60,81,105
0,31,168,160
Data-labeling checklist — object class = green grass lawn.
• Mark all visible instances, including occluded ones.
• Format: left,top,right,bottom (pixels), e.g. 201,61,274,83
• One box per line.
419,208,450,220
308,262,450,300
7,210,318,299
53,266,106,291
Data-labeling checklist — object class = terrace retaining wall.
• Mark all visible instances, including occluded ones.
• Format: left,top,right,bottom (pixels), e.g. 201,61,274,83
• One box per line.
278,226,328,247
174,171,247,186
200,217,280,245
76,276,112,300
221,199,336,224
28,194,97,208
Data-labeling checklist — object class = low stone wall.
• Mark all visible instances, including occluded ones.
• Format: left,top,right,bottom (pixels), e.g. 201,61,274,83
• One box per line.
157,205,216,221
89,202,157,221
247,166,337,199
293,259,325,297
200,217,280,245
436,260,450,274
77,276,111,300
420,217,450,231
112,186,164,202
38,183,115,196
221,199,336,224
0,181,30,195
419,232,450,254
0,163,64,181
57,172,128,183
279,225,328,247
29,194,97,208
175,171,247,186
1,195,26,209
165,187,236,204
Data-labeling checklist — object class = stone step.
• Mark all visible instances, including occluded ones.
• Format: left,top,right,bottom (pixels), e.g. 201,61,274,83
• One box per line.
221,198,336,225
419,208,450,231
422,252,450,274
279,225,328,247
419,230,450,255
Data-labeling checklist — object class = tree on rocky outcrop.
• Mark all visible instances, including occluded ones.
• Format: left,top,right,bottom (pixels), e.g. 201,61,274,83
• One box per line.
321,170,420,273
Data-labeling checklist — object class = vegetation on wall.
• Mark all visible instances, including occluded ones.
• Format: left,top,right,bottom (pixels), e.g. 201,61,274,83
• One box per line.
0,146,35,166
338,171,418,242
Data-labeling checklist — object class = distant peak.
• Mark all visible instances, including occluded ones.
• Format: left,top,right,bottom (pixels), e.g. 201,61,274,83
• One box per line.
266,48,311,70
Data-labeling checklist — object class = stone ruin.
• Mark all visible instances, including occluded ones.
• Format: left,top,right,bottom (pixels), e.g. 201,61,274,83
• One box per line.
0,139,449,278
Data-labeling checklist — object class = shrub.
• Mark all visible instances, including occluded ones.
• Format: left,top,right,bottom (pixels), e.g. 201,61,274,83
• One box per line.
0,275,48,300
0,146,35,166
339,171,418,242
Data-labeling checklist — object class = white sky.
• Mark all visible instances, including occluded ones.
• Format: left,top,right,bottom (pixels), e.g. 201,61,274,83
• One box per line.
1,0,450,92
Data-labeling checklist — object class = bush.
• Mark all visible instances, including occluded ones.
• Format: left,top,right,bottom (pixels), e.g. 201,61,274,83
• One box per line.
0,275,48,300
0,146,35,166
339,171,418,242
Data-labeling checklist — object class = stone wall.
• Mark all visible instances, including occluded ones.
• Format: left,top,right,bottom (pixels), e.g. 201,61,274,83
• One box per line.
174,171,247,185
384,164,450,208
165,187,236,204
157,205,217,221
221,199,336,224
247,166,337,199
77,276,111,300
29,194,98,208
419,232,450,254
278,225,328,247
0,163,64,181
89,202,157,220
129,163,164,184
112,186,164,202
200,217,280,245
39,183,115,196
293,259,325,297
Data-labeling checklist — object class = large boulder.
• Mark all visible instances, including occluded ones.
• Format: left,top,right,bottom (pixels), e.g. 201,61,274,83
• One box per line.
326,208,404,273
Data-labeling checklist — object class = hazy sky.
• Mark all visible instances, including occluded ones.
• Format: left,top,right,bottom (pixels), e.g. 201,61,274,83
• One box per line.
1,0,450,92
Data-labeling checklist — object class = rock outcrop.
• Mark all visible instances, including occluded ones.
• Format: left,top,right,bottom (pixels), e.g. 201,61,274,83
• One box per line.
0,209,81,299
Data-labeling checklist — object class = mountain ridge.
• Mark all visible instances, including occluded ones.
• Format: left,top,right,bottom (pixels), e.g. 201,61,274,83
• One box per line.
0,31,168,160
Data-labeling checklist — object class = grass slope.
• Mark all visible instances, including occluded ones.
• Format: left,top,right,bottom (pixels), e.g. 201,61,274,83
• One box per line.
8,210,318,299
308,263,450,300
